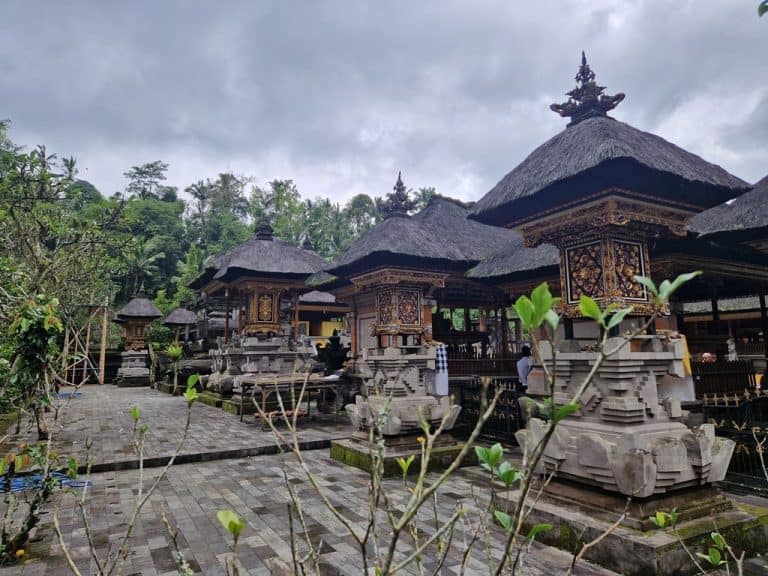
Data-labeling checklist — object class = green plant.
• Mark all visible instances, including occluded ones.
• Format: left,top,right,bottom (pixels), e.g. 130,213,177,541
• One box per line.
167,343,183,394
217,510,245,576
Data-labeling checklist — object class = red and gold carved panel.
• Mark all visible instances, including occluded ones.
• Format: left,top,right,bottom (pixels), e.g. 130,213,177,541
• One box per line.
564,240,604,304
247,291,280,333
374,287,422,335
612,239,647,301
377,289,396,324
397,290,420,325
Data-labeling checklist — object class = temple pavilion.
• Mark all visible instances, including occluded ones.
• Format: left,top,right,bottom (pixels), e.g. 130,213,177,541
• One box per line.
189,218,348,344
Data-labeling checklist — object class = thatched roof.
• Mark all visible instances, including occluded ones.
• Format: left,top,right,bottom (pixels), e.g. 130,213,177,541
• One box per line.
466,238,559,280
161,308,198,326
324,195,519,277
471,116,750,227
189,225,327,289
116,290,162,319
689,174,768,237
299,290,337,304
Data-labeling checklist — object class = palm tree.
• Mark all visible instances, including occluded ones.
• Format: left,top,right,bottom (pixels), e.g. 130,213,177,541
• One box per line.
124,237,166,296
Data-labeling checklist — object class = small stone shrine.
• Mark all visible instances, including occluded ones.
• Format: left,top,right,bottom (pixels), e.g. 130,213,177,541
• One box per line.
188,217,339,413
113,284,162,387
324,175,465,475
470,53,764,575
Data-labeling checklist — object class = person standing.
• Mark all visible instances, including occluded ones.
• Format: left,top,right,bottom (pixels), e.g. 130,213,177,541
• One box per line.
516,345,532,393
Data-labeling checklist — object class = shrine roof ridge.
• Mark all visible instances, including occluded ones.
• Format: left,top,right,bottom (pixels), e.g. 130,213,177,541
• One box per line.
470,116,750,227
689,174,768,237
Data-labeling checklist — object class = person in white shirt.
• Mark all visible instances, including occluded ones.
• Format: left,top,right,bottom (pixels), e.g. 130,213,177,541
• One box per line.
516,345,532,392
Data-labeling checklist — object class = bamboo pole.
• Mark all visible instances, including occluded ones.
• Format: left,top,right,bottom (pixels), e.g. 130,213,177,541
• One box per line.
98,300,108,385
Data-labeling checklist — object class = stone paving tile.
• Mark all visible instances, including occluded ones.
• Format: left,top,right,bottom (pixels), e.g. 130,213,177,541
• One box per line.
6,385,350,469
6,452,617,576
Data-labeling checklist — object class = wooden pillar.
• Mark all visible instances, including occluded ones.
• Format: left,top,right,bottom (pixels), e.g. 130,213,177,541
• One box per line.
500,306,509,357
564,318,574,340
81,319,92,385
98,301,108,385
760,293,768,362
224,288,230,343
292,291,300,343
464,306,471,333
711,297,721,334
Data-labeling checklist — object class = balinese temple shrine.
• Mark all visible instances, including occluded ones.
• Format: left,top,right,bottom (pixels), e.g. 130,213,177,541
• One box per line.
463,53,768,573
314,174,524,472
189,217,347,345
188,217,348,402
112,284,162,387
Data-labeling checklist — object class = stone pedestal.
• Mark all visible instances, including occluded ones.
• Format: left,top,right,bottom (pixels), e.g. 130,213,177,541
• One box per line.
517,335,735,497
334,345,464,475
330,433,474,477
114,351,151,387
496,482,768,576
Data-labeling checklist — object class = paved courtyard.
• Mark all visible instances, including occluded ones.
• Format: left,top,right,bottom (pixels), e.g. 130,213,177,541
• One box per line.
6,385,350,471
0,385,623,575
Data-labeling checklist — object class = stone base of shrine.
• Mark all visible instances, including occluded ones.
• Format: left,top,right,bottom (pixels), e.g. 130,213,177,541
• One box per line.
221,396,257,416
495,480,768,576
197,391,225,408
330,434,475,477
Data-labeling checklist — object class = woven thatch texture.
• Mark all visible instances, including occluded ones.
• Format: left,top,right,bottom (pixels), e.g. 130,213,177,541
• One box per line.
466,238,559,279
689,175,768,236
326,196,518,276
472,116,749,222
161,308,198,326
189,236,328,288
117,296,162,319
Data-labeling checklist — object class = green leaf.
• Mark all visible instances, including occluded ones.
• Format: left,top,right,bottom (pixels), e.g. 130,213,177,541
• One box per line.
184,387,198,404
494,509,513,533
514,296,535,328
474,446,489,466
665,271,702,299
759,0,768,17
527,523,553,540
0,460,6,476
496,461,521,487
544,309,560,331
14,455,24,472
530,283,553,326
217,509,245,539
633,275,658,297
650,511,668,528
578,296,603,325
696,547,724,566
606,307,634,331
552,402,580,423
130,406,141,422
139,424,149,436
187,373,200,389
67,457,78,481
487,443,504,469
710,531,726,550
396,454,415,475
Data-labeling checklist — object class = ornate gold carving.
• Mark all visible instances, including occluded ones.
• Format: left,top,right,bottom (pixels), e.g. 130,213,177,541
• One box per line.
397,290,420,325
373,287,423,335
258,294,274,322
564,240,604,304
350,267,447,290
518,195,691,247
612,239,647,301
246,291,280,333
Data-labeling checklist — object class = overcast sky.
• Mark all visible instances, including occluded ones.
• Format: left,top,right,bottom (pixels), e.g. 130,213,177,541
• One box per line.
2,1,766,204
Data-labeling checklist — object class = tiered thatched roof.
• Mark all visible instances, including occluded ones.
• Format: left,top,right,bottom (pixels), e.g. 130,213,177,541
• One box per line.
189,220,327,289
324,195,519,277
471,116,750,226
161,308,198,326
689,174,768,238
466,239,559,281
116,287,162,319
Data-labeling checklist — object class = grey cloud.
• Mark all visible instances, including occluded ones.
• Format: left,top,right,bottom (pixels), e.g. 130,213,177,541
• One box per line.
2,0,766,201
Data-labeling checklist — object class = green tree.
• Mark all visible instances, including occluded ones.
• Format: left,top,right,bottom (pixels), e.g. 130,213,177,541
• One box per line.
122,237,166,297
124,160,175,201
